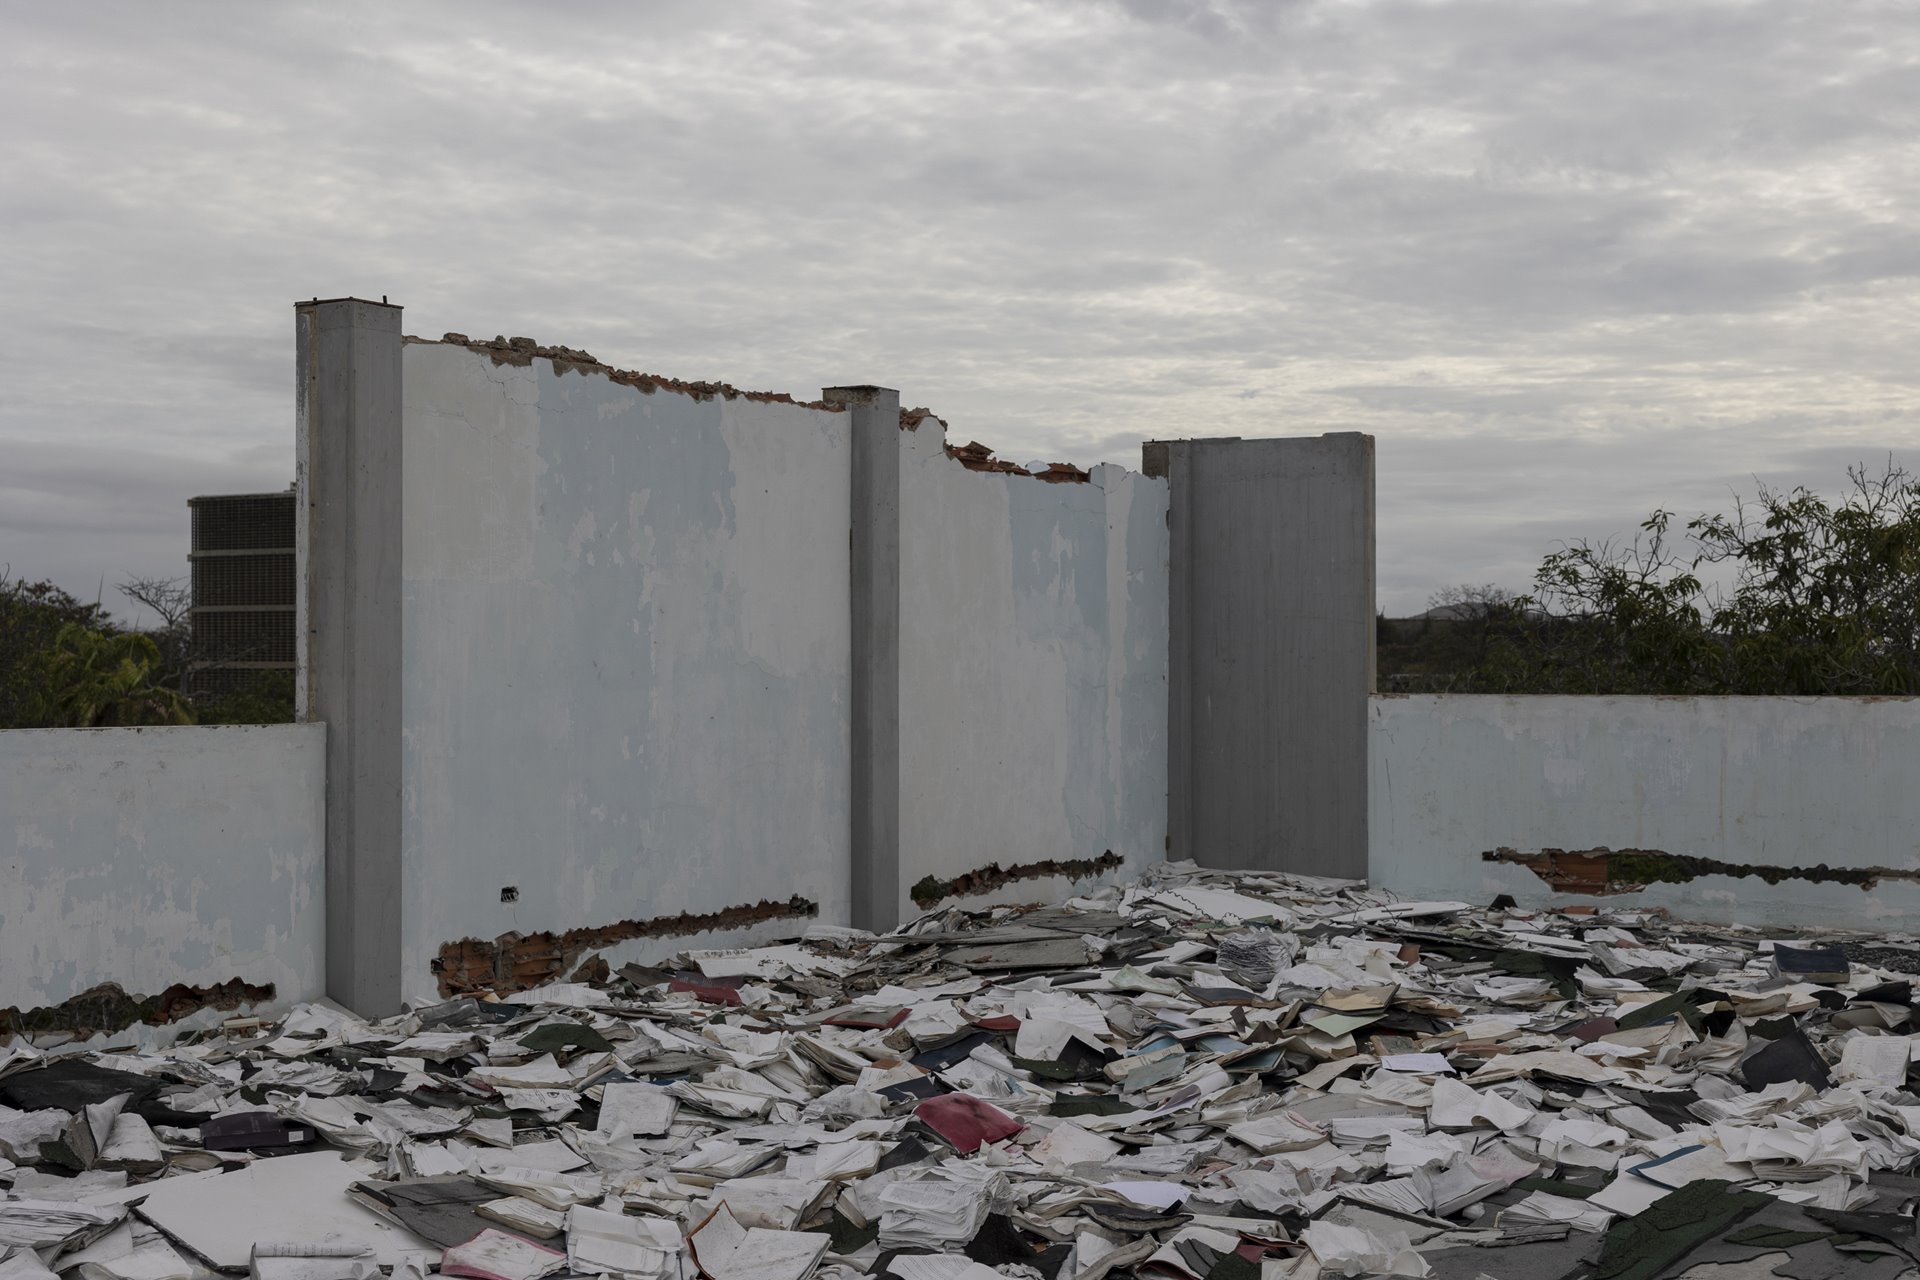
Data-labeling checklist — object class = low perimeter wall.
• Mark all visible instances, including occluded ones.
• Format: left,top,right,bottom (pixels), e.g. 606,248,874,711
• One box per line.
1370,694,1920,929
0,724,326,1036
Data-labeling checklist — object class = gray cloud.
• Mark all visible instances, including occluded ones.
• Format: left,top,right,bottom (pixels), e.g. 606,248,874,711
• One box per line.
3,0,1918,620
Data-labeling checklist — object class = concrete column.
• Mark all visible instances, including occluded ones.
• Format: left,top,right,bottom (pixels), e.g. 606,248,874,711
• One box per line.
1146,434,1375,879
296,298,404,1015
1144,440,1197,869
828,385,902,933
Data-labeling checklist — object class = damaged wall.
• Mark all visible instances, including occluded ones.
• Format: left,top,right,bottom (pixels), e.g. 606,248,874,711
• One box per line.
897,422,1169,920
0,724,325,1032
397,342,854,1003
1369,694,1920,928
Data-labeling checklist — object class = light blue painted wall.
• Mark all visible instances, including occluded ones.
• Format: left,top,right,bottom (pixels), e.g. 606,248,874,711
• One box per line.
0,724,325,1020
1370,694,1920,929
897,423,1170,920
398,345,854,1001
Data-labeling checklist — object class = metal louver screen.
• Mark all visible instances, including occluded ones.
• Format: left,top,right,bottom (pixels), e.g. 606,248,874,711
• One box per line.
187,490,297,699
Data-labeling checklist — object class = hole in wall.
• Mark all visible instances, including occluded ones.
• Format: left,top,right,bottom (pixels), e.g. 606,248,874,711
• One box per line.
3,979,276,1040
500,886,520,903
433,895,821,997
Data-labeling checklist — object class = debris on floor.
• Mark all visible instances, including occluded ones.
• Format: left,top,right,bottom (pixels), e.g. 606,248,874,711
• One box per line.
7,861,1920,1280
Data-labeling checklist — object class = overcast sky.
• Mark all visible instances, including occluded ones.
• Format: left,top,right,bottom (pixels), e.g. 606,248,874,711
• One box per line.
4,0,1917,620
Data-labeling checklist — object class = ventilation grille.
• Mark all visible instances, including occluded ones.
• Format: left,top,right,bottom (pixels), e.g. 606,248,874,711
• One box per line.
189,494,295,551
187,490,297,699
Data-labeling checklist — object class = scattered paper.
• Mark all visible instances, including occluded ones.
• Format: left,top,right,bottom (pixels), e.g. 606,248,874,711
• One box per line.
0,866,1910,1280
440,1230,566,1280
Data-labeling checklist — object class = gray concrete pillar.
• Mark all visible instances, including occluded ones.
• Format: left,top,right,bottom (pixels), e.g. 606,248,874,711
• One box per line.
296,298,404,1015
1145,434,1375,879
828,385,903,933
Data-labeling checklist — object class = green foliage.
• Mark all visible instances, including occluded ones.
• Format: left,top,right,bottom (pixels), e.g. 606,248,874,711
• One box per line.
1383,462,1920,696
31,623,197,727
116,575,192,691
0,575,116,729
1480,508,1724,694
195,669,296,725
3,570,294,729
1376,585,1525,692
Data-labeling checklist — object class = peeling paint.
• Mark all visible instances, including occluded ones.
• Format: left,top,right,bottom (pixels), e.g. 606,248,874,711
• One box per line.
430,896,819,997
910,851,1126,909
1,978,275,1042
1482,845,1920,894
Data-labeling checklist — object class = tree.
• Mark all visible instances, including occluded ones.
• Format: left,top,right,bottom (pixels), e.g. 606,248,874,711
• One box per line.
117,574,193,690
1377,584,1531,692
1691,464,1920,693
0,572,115,729
196,669,296,725
33,624,196,727
1427,583,1519,619
1503,509,1722,693
1476,461,1920,695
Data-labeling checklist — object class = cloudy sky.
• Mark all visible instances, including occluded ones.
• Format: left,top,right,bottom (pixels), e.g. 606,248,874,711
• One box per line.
4,0,1917,619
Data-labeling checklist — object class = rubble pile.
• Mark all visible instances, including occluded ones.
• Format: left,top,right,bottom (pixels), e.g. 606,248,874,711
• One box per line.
6,862,1920,1280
